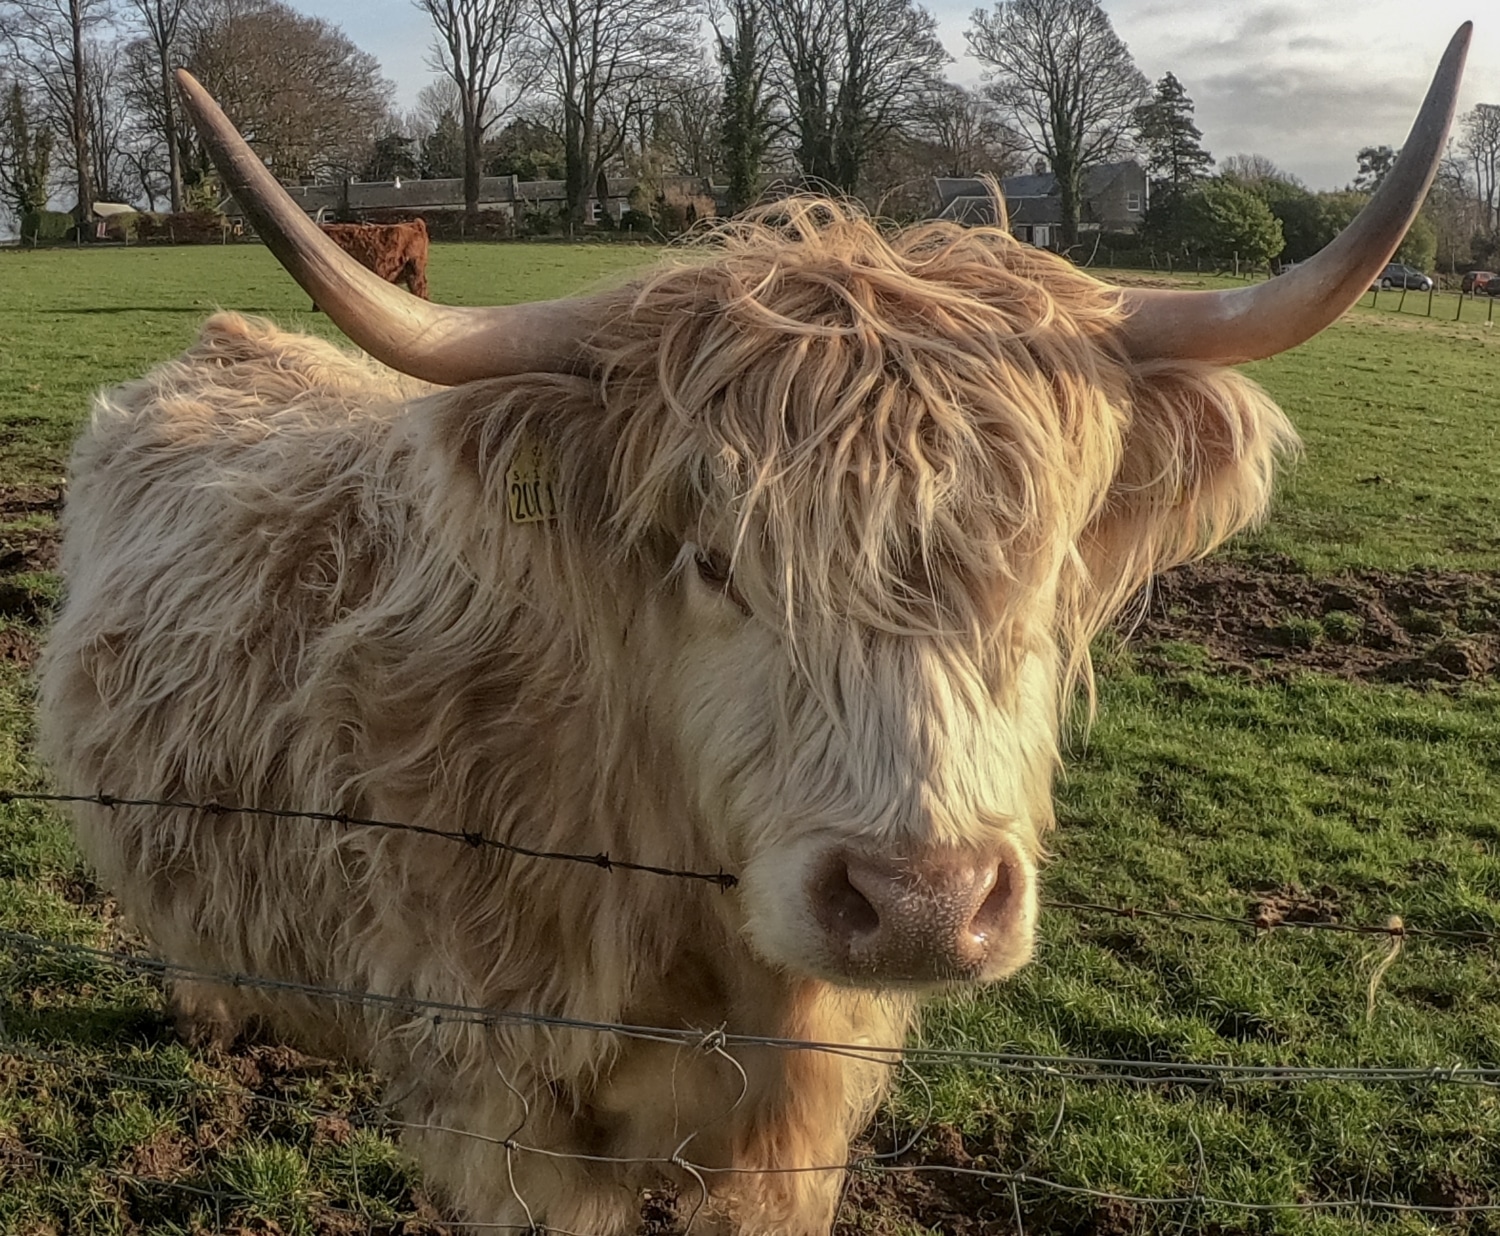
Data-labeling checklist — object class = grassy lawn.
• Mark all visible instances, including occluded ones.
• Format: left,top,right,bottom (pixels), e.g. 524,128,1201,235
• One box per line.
3,245,1500,1234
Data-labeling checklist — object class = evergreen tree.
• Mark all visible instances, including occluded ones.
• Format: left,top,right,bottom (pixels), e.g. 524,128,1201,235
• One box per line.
715,0,772,213
1133,72,1212,191
421,111,465,179
1134,71,1211,252
362,131,421,182
0,81,53,224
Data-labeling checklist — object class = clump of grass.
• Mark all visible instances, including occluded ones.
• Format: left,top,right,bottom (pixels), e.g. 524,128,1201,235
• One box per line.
1278,615,1324,649
1403,609,1447,636
1321,610,1363,643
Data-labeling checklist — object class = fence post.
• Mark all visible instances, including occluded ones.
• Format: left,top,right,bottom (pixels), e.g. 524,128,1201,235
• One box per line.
1427,286,1434,316
1490,297,1495,327
1398,286,1407,313
1456,292,1464,321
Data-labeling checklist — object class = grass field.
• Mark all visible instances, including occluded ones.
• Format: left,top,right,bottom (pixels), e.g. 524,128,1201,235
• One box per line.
2,242,1500,1235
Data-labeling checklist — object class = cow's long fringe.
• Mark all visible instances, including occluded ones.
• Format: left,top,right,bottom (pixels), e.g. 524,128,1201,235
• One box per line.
593,197,1297,702
38,196,1295,1234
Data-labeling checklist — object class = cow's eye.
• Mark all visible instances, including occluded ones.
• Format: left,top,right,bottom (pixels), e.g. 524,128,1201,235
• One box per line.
695,550,731,587
694,550,751,616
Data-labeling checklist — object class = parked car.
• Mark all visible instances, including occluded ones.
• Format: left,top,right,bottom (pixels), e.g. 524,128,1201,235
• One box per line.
1461,270,1498,294
1371,263,1434,291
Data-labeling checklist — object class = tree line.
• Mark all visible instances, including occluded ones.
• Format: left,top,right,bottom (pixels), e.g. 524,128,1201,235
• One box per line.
2,0,1498,268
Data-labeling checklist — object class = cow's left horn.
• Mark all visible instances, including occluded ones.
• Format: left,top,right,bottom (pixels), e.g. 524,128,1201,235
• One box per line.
1118,23,1471,364
174,70,607,384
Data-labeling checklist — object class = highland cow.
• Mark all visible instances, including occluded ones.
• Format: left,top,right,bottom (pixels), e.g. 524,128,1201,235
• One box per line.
37,32,1469,1235
319,219,429,300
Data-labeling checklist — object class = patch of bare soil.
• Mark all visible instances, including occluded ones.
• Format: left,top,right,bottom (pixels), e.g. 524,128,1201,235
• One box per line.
1252,883,1343,930
837,1126,1014,1234
1127,557,1500,687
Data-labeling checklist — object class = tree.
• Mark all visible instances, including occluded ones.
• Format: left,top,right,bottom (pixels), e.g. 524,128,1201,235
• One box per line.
1133,73,1210,192
1218,152,1285,187
763,0,948,195
1460,103,1500,237
1180,178,1282,266
80,35,130,200
531,0,697,230
413,0,530,224
0,78,53,225
713,0,773,210
968,0,1148,249
122,0,185,209
1133,72,1211,255
485,113,565,179
1353,143,1397,192
1,0,116,221
910,81,1019,177
362,130,421,181
182,0,394,183
420,108,465,178
1253,178,1327,263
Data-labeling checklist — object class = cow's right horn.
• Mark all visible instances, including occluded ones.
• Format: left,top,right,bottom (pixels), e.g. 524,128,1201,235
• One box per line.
175,70,606,385
1118,23,1471,365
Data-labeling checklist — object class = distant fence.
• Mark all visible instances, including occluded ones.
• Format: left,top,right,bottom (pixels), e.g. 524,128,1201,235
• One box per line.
3,784,1499,1231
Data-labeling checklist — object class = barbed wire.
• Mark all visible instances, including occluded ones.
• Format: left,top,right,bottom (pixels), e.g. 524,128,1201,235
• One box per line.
0,788,737,889
6,1057,1500,1227
7,785,1496,943
5,927,1498,1090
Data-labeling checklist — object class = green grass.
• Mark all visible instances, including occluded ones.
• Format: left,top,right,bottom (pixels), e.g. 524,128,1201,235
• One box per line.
0,242,661,487
4,245,1500,1233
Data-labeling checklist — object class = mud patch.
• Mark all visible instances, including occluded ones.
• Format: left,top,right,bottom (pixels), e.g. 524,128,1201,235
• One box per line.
1251,883,1343,930
1127,557,1500,687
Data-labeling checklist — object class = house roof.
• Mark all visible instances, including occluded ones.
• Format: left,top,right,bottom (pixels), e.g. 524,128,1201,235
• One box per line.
1000,162,1137,201
935,195,1000,226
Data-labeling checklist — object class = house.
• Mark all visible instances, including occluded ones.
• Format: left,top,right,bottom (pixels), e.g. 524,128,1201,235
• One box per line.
933,161,1148,247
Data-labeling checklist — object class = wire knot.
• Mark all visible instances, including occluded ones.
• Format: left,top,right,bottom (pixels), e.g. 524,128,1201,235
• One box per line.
696,1026,728,1054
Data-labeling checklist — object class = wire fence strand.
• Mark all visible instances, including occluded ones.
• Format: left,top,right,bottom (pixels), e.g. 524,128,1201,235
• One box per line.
8,785,1498,942
0,788,738,889
6,926,1500,1089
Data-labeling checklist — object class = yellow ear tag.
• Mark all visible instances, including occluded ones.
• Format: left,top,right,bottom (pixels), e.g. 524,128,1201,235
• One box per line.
507,436,559,525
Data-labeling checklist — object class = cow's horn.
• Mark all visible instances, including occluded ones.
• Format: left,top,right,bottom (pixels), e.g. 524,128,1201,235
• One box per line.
1118,23,1471,364
174,70,602,384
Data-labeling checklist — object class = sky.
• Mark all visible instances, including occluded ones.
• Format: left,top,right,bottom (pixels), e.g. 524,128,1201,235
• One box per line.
302,0,1494,191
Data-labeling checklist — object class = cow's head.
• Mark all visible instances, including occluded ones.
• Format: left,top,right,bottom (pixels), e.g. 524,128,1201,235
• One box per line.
175,27,1468,989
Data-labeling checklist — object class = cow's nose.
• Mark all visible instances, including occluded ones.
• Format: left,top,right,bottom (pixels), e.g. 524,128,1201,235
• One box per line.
808,841,1033,983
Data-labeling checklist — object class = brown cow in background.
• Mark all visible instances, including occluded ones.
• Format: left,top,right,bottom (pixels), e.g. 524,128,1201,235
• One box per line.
317,219,429,300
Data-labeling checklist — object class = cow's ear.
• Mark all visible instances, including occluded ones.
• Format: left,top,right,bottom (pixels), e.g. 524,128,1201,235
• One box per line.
1068,362,1298,641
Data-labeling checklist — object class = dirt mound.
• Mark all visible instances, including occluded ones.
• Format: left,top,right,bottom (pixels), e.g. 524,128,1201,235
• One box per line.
0,484,62,667
1127,558,1500,687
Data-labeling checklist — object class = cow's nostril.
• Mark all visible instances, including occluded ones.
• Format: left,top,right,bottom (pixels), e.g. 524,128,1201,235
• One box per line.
812,859,881,940
969,862,1013,941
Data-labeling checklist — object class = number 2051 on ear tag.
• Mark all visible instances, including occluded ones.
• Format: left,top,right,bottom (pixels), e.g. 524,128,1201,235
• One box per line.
507,438,559,525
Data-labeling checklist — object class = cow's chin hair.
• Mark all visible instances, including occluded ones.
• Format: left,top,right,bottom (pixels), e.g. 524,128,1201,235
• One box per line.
734,836,1038,992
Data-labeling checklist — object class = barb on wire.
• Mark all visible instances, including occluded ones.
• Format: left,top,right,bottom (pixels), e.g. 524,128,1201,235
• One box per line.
5,928,1500,1091
0,788,737,889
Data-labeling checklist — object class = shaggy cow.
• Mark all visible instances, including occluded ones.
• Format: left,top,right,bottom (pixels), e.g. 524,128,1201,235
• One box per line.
37,32,1468,1236
319,219,429,300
